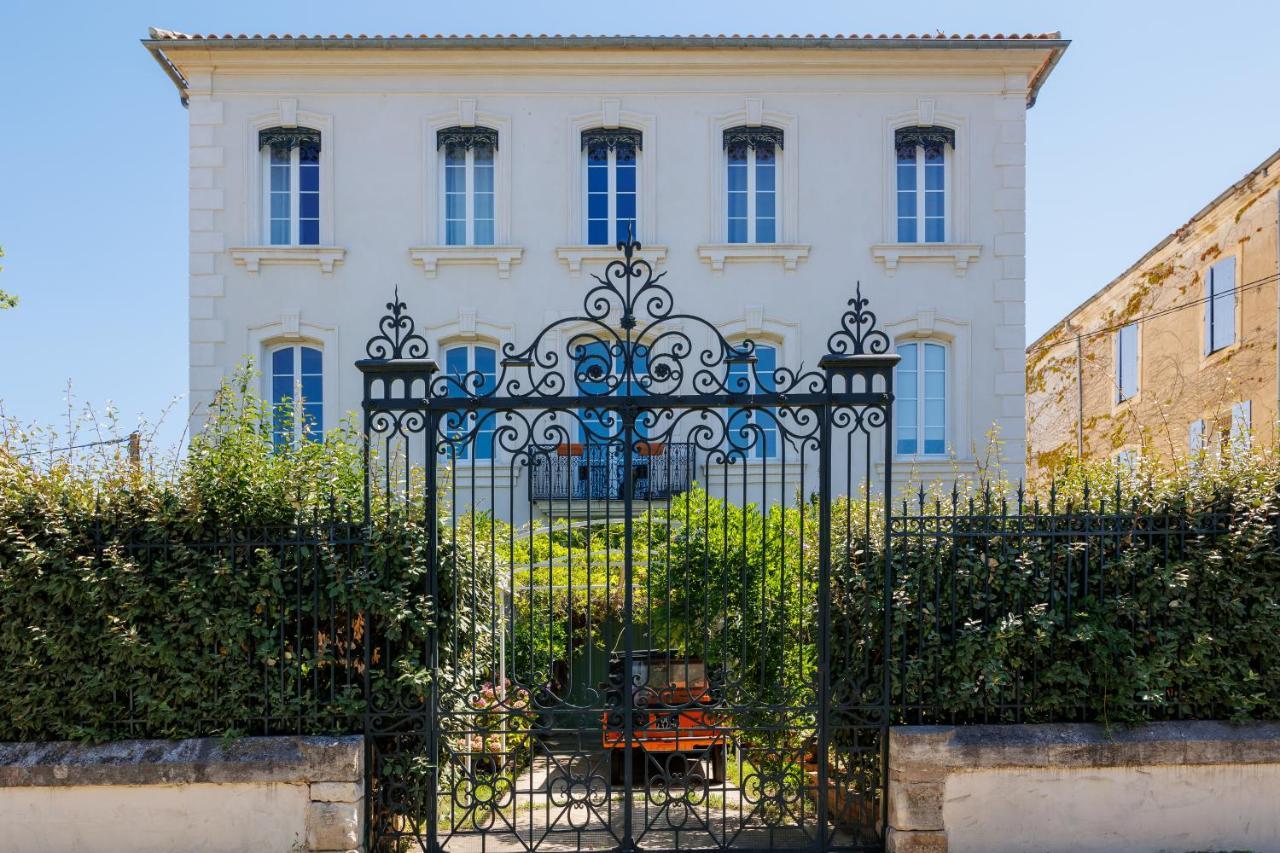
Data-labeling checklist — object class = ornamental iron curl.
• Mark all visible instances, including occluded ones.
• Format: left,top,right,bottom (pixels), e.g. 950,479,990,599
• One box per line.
826,282,892,357
363,286,430,360
436,125,499,151
360,237,897,411
722,124,785,150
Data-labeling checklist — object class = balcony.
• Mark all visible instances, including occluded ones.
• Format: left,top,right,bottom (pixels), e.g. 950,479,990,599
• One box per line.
530,442,695,502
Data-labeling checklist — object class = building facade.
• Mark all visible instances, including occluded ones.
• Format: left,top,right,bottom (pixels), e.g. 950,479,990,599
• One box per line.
1028,148,1280,479
146,29,1065,519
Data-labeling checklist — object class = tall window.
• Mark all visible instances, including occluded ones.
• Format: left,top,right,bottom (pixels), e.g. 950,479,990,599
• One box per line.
270,344,323,448
583,129,640,245
895,342,946,456
724,126,782,244
260,127,320,246
1204,256,1237,355
438,127,496,246
444,345,497,460
895,126,952,244
1116,322,1139,402
726,344,779,459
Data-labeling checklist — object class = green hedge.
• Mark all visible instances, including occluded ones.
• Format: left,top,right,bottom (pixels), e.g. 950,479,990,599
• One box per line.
2,376,1278,742
0,379,488,742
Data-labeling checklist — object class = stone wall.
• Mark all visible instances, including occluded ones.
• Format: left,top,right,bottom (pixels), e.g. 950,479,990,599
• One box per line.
0,735,363,853
888,721,1280,853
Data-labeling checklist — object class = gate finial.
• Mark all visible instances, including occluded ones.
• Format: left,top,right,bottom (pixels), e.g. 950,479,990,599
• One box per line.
825,282,891,357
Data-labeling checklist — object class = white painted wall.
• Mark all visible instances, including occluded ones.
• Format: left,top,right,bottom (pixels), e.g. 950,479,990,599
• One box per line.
172,44,1038,517
945,764,1280,853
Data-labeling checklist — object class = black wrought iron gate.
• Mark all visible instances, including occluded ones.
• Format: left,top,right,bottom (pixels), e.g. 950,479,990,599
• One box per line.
357,239,897,852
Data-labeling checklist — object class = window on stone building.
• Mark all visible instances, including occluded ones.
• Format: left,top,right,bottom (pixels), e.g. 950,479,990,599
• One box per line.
723,126,782,244
438,127,497,246
895,341,948,456
582,129,640,245
1204,256,1237,355
726,343,779,459
1115,322,1139,402
270,344,323,448
443,344,498,460
896,126,952,244
260,127,321,246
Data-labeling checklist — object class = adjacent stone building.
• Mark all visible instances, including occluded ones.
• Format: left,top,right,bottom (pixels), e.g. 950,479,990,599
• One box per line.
1028,147,1280,478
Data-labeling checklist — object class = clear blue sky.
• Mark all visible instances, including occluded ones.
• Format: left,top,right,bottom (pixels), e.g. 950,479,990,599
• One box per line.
2,0,1278,448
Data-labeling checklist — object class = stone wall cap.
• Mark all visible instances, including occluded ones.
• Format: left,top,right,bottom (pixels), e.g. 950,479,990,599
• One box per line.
891,721,1280,772
0,735,363,788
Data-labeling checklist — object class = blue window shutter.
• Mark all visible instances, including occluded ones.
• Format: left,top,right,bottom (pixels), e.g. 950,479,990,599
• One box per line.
1204,266,1214,356
1219,257,1237,348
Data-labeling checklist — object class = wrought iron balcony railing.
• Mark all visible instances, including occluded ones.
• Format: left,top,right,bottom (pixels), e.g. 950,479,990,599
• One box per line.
529,442,695,502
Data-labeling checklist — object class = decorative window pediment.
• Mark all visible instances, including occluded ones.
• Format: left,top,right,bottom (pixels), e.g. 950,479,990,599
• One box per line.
580,128,642,151
722,125,784,150
258,126,321,153
436,125,499,150
894,125,955,156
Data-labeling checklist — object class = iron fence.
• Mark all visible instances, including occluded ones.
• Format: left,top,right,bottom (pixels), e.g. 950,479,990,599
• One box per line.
884,481,1242,727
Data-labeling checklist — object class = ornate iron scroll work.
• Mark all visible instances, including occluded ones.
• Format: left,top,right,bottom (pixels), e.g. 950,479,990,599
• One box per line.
258,126,322,152
894,125,955,158
362,287,430,361
825,283,892,357
581,127,643,151
356,239,898,853
722,125,785,150
436,125,499,150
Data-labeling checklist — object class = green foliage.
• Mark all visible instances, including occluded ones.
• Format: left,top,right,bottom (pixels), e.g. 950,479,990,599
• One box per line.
2,369,1278,747
0,370,494,742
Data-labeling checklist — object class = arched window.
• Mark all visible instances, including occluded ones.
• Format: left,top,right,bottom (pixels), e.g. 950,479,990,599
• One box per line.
724,126,782,244
895,126,953,244
895,341,947,456
438,126,497,246
443,344,497,460
260,127,321,246
726,343,779,459
582,129,640,245
270,344,323,448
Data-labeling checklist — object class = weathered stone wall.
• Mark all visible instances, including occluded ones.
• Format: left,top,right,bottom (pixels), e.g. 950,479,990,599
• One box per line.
887,721,1280,853
0,735,363,853
1027,150,1280,479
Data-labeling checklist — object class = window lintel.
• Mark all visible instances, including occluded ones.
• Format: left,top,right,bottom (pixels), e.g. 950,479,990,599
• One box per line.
581,128,642,151
437,125,499,150
722,125,784,150
258,126,321,152
894,125,955,155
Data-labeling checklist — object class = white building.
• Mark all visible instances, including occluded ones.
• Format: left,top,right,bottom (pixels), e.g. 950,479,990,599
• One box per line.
146,29,1066,518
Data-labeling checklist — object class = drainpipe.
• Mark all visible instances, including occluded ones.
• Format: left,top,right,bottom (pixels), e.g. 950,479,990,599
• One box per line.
1076,331,1084,459
1275,190,1279,445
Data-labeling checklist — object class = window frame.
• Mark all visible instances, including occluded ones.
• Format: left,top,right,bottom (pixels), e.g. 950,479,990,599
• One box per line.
260,139,321,247
268,342,324,448
438,133,497,247
583,138,639,246
895,141,951,244
442,343,498,461
1115,322,1140,404
725,137,779,245
894,340,949,458
1204,256,1238,356
725,342,780,460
